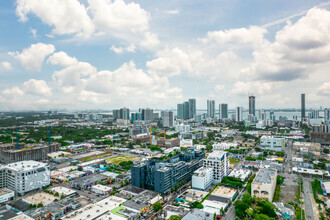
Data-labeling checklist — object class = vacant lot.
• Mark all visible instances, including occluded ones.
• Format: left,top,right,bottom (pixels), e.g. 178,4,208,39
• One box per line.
80,153,113,162
279,174,298,203
106,155,139,164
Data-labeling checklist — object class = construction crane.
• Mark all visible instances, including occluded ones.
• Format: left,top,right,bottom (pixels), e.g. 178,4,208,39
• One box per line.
156,130,166,139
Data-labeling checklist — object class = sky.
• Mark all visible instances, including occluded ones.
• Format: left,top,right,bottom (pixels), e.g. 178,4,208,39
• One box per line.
0,0,330,111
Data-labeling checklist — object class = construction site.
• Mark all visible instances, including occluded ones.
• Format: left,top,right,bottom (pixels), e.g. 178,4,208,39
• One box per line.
0,142,61,164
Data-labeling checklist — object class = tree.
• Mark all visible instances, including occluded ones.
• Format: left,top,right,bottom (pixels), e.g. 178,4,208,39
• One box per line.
153,202,163,212
242,193,254,206
169,215,181,220
277,176,284,185
323,148,329,154
220,207,224,216
77,166,83,171
263,151,268,157
37,203,43,208
54,192,59,197
254,214,273,220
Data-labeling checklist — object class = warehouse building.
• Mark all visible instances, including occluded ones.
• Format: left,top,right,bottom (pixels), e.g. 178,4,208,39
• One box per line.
251,169,277,201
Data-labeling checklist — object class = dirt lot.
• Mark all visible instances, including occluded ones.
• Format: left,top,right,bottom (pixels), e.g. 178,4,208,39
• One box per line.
279,174,299,203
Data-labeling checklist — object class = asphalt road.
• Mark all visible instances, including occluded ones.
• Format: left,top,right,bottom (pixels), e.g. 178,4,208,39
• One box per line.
223,150,254,220
303,178,315,220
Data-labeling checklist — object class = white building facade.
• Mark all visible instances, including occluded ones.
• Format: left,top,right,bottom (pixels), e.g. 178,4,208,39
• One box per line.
0,188,14,204
203,151,229,183
192,167,214,191
0,161,50,196
260,136,285,152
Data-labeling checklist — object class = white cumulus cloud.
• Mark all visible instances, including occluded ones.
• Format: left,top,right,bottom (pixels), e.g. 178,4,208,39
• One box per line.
22,79,52,96
9,43,55,72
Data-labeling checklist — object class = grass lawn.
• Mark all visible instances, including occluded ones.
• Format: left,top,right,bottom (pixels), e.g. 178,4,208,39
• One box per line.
106,155,139,164
80,153,113,162
229,158,240,165
110,206,126,217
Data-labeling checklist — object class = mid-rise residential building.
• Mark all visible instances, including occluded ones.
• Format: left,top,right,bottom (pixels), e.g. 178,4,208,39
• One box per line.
260,136,285,152
207,100,215,118
0,143,60,164
131,151,205,194
161,111,174,128
0,161,50,196
192,167,214,191
251,169,277,202
203,151,229,183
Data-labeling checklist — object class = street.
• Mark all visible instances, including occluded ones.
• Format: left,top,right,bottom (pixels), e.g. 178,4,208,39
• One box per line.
303,178,315,220
223,149,254,220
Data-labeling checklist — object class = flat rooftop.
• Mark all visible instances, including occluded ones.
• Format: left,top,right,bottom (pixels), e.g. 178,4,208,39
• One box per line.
253,169,276,184
206,150,227,160
211,186,237,199
61,196,126,220
71,173,107,185
8,214,34,220
51,186,77,196
92,184,112,191
24,192,57,205
121,185,145,195
0,188,14,196
3,161,48,172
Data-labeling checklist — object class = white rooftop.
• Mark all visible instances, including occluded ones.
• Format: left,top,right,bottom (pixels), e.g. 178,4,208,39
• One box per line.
206,150,227,160
92,184,112,191
51,186,77,196
2,161,48,172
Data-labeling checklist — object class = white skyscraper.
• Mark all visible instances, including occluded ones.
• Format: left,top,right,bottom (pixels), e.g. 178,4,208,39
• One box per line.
236,107,243,122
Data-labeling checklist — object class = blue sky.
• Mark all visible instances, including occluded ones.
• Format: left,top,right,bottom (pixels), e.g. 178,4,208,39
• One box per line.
0,0,330,111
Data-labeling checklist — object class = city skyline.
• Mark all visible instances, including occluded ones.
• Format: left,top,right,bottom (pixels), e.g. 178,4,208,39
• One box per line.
0,1,330,111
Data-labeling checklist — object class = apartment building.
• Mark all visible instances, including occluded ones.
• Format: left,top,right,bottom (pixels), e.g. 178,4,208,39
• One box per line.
192,167,214,191
203,151,229,183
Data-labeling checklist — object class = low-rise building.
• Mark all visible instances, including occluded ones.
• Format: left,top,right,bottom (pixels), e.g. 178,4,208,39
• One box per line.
182,208,213,220
163,205,190,219
51,186,78,198
228,169,251,181
61,196,126,220
0,188,14,204
260,136,285,152
192,167,213,191
251,169,277,202
91,184,112,195
292,142,321,152
210,186,237,202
